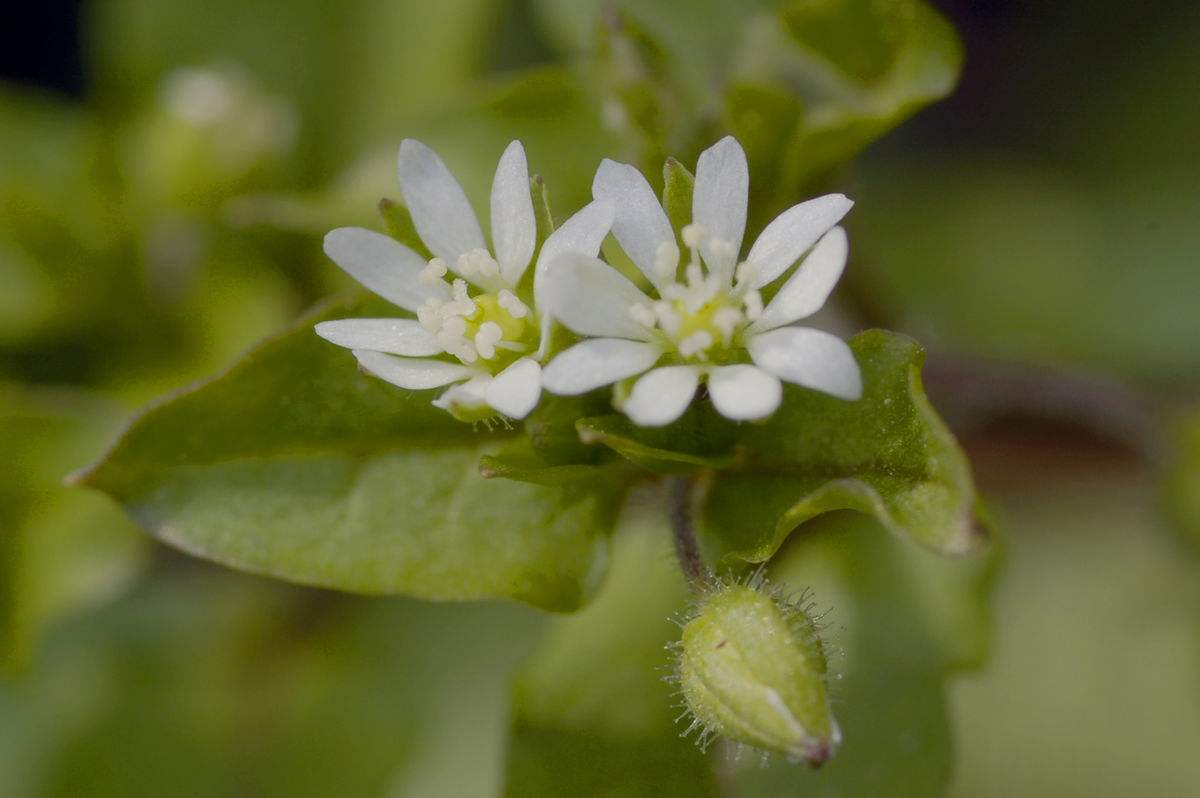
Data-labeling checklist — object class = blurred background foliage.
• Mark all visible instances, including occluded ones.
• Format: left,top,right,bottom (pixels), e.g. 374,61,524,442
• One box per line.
1,0,1197,795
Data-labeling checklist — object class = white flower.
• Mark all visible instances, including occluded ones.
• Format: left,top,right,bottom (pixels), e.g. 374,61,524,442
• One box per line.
542,136,861,426
316,139,613,421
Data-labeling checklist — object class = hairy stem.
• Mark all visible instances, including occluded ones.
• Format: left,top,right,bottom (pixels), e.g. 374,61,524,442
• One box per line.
667,475,710,591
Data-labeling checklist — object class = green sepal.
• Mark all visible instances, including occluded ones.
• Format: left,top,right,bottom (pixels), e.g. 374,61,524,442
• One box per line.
376,197,431,258
662,157,695,252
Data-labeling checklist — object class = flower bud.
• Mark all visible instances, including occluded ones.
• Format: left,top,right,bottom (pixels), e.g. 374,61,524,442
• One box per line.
675,580,839,766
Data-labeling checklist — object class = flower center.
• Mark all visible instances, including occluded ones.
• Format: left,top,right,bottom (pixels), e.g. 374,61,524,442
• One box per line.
629,223,763,364
416,274,534,373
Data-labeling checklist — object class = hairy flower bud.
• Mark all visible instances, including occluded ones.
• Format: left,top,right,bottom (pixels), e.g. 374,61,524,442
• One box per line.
674,580,839,766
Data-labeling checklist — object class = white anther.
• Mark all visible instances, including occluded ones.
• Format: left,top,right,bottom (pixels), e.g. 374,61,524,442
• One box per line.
419,257,448,285
685,261,704,289
710,237,737,261
417,298,443,332
654,241,680,280
441,316,467,338
712,306,744,340
743,290,763,320
682,223,707,249
734,260,759,285
497,289,528,319
653,301,682,336
628,303,657,328
474,322,503,360
678,330,714,359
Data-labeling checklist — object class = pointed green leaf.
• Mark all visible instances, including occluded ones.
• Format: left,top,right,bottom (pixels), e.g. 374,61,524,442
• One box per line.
73,296,622,611
701,330,985,561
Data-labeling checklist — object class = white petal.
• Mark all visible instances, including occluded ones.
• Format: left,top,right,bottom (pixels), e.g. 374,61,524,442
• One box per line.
748,327,863,400
746,194,854,288
544,253,657,341
592,158,678,288
622,366,700,427
542,338,662,396
749,227,848,333
534,199,615,308
323,228,448,312
433,376,490,413
533,199,616,355
353,350,475,390
490,140,536,286
693,136,748,274
397,139,485,263
484,357,542,419
707,364,782,421
315,318,441,356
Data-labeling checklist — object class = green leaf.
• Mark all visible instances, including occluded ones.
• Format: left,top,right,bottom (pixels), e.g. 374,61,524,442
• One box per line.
1,569,545,797
576,415,735,473
575,330,982,558
702,330,984,560
729,511,994,796
0,386,146,671
736,0,963,192
503,492,719,796
73,295,622,612
952,473,1200,796
1166,410,1200,547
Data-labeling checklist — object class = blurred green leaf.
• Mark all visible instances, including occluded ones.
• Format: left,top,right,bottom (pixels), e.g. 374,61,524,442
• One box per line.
1165,410,1200,548
0,387,146,671
729,511,994,796
736,0,963,194
949,474,1200,797
852,160,1200,382
75,295,622,611
89,0,502,177
1,570,544,797
504,492,719,796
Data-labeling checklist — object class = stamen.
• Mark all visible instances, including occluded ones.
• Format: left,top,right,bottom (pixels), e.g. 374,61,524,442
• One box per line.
682,223,707,249
654,301,682,336
417,298,443,331
497,289,528,319
474,322,503,360
678,330,714,359
743,290,763,320
712,306,743,341
629,303,658,328
654,241,680,281
419,257,448,285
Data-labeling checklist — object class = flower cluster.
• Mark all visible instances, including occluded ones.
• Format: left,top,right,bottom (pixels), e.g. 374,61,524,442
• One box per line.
318,136,861,425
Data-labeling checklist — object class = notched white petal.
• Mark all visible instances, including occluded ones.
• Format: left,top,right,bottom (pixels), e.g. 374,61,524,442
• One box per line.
592,158,677,287
484,357,542,419
749,226,848,333
746,194,853,288
397,139,485,263
315,318,441,356
748,327,863,401
622,365,700,427
544,252,657,341
542,338,662,395
707,364,783,421
352,350,475,390
490,140,536,286
323,227,448,312
693,135,749,273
